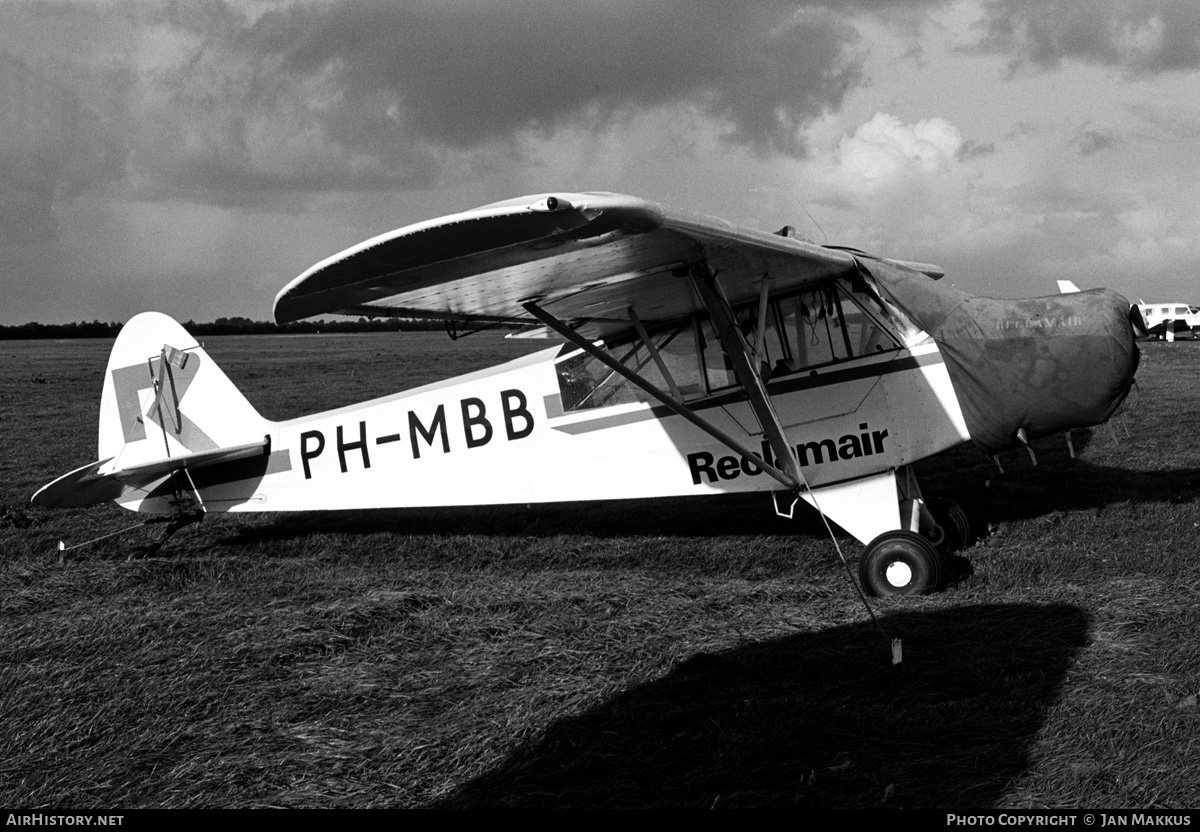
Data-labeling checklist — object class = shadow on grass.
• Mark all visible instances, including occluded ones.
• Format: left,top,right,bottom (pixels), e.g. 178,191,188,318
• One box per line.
915,428,1200,530
220,491,837,542
431,603,1088,809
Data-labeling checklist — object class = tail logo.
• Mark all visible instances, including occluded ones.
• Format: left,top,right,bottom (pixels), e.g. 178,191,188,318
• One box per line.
110,347,218,452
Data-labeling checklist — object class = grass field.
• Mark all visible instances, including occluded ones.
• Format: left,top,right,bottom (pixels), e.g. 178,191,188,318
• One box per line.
2,333,1198,809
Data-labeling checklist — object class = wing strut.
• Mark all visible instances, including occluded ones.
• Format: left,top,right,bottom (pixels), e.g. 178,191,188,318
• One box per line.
627,307,683,402
687,264,804,488
687,264,904,663
522,301,800,490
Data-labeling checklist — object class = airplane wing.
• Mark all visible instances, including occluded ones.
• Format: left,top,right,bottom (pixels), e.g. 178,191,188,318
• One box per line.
274,192,943,341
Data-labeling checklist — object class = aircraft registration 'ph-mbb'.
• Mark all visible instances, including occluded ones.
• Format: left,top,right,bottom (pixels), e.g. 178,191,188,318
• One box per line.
34,192,1140,596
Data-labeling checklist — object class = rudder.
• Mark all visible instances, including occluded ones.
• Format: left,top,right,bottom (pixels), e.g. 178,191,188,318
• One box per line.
99,312,267,470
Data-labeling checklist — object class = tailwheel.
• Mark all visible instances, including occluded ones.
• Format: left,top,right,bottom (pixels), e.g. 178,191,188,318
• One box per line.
127,510,205,560
859,531,942,597
925,497,972,555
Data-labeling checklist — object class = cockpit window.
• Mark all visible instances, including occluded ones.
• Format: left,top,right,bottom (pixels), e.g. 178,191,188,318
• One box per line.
698,317,736,392
734,305,787,379
553,279,905,413
774,288,850,373
771,283,900,376
555,319,704,411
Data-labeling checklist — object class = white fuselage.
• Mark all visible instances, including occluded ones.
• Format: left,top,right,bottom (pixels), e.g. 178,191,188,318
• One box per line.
134,340,969,517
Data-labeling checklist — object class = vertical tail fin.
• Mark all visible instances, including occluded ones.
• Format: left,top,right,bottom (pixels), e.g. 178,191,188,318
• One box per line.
99,312,267,470
34,312,271,511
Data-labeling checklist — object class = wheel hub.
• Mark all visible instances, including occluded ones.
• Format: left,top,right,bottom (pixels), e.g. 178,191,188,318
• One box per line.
885,560,913,587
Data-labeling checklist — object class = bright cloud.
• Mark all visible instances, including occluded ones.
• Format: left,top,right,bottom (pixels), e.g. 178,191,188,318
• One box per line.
837,113,965,183
788,112,984,259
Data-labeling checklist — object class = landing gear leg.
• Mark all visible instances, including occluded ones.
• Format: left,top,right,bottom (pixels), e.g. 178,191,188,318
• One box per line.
130,510,205,559
856,469,976,596
129,468,207,559
897,467,975,556
925,496,972,555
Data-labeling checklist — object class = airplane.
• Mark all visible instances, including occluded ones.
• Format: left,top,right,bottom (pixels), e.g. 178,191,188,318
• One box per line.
1134,304,1200,340
1060,281,1188,340
33,192,1140,597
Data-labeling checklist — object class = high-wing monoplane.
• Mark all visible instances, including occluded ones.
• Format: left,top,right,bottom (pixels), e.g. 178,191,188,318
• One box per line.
34,192,1139,595
1134,303,1200,340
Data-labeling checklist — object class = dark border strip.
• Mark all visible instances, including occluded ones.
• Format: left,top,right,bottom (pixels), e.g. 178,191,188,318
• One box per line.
550,351,944,436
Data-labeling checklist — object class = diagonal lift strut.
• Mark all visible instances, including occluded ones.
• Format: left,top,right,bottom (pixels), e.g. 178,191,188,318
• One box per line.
687,263,805,491
522,298,801,490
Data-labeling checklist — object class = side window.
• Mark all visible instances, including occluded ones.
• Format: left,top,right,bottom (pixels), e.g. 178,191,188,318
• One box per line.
734,305,786,378
698,318,736,392
654,322,706,398
1176,306,1189,315
555,347,641,411
553,278,907,410
555,320,706,411
773,283,900,376
775,288,852,374
841,283,904,356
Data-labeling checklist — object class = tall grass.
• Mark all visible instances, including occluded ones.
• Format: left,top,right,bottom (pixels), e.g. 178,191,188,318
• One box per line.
1,335,1197,807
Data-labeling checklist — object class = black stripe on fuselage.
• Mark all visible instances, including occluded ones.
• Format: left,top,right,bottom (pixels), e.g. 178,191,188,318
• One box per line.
550,351,942,436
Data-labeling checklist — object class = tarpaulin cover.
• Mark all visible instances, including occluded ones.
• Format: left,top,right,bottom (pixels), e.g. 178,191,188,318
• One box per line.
862,259,1137,453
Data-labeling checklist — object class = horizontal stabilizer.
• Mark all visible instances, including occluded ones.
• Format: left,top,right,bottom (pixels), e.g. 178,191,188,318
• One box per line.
32,438,270,509
115,436,270,478
32,458,124,509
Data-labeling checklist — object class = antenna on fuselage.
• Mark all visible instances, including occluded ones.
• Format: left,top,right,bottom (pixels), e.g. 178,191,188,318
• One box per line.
804,206,827,245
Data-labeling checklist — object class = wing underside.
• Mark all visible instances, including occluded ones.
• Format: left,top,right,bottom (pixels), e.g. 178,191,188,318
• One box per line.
273,192,917,341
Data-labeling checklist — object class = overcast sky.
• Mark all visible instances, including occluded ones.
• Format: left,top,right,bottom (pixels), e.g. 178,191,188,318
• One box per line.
2,0,1198,325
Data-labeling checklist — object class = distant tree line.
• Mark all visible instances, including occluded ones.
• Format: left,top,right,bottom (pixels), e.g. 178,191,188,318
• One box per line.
0,316,477,340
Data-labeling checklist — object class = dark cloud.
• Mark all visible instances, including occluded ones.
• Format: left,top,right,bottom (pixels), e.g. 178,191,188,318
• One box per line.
0,0,963,212
957,139,996,160
1071,127,1121,156
255,1,867,157
0,53,129,245
976,0,1200,74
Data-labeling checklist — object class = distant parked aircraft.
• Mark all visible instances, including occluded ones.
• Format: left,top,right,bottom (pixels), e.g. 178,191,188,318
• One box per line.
1135,303,1200,340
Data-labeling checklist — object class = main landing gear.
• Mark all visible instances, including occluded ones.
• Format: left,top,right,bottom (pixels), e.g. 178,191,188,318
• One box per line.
925,496,971,556
858,496,973,597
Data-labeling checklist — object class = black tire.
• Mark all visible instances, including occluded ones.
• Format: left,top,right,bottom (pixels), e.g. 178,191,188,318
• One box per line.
925,496,972,554
859,531,942,597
